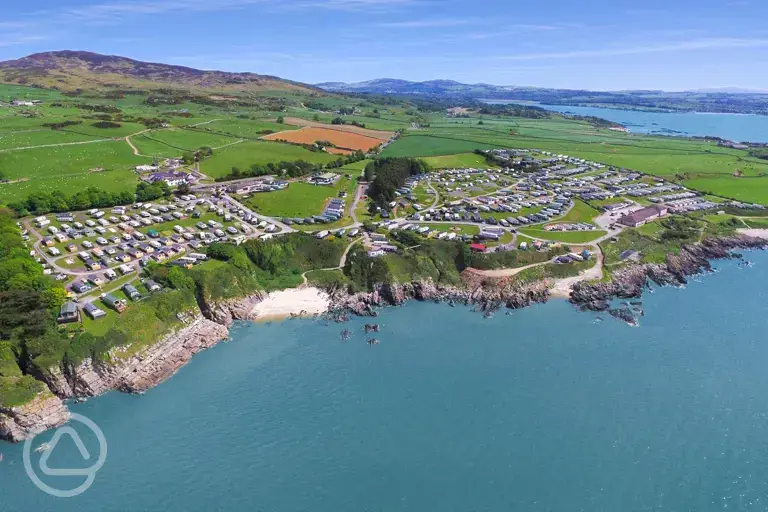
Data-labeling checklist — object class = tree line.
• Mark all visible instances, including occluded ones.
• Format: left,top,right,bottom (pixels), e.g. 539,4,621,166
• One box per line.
9,181,172,216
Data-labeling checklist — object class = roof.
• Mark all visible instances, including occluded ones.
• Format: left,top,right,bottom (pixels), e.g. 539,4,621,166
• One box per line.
619,205,667,225
60,301,78,314
470,243,486,250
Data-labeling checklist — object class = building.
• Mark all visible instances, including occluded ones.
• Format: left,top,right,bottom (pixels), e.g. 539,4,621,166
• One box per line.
71,280,92,294
147,171,192,187
122,284,142,301
470,243,487,253
308,172,339,186
102,294,127,313
83,302,106,320
145,280,162,292
57,301,80,324
618,205,669,228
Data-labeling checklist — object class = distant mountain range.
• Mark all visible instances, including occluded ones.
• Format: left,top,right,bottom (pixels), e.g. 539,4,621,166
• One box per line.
0,51,316,94
317,79,768,114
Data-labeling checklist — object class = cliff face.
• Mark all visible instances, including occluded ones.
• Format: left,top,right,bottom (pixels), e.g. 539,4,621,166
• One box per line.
0,391,70,442
571,234,767,311
41,316,229,400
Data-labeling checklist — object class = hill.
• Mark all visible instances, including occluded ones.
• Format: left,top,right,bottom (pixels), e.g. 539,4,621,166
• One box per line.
0,50,316,94
317,78,768,114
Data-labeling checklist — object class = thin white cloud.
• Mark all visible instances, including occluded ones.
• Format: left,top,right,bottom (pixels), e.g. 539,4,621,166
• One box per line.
378,18,471,28
495,38,768,61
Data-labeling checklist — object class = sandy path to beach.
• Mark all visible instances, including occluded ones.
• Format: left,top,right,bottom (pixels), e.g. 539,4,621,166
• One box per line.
251,287,330,321
549,248,604,299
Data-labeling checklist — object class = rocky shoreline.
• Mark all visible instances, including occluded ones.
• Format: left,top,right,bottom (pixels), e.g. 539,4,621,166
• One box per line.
4,234,764,441
570,234,768,319
328,269,552,317
0,293,265,442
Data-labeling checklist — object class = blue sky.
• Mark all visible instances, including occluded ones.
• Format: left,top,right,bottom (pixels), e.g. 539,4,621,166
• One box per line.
1,0,768,90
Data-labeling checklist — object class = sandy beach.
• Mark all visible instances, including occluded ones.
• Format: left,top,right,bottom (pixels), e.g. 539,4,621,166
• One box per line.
738,228,768,240
250,287,331,321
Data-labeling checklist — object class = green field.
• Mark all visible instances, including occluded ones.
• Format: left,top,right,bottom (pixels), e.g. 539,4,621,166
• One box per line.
201,140,338,178
380,134,504,157
131,128,240,157
245,178,355,218
422,152,497,169
0,141,147,201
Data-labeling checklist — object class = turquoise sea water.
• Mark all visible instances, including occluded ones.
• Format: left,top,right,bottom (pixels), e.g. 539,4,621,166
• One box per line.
3,252,768,511
485,100,768,142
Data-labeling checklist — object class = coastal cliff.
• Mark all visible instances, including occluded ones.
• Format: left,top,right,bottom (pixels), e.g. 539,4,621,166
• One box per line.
41,316,229,400
0,390,70,443
570,234,767,312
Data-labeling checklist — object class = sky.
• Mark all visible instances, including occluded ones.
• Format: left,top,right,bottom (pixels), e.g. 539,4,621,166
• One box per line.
1,0,768,90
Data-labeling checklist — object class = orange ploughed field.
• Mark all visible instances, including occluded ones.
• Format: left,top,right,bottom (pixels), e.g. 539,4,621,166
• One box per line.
279,117,395,140
262,127,383,153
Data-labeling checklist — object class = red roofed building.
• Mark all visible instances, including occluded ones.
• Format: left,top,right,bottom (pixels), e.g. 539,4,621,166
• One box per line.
618,205,669,228
470,243,487,253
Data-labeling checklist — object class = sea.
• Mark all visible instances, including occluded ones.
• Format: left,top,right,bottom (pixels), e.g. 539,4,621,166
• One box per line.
483,100,768,143
2,251,768,511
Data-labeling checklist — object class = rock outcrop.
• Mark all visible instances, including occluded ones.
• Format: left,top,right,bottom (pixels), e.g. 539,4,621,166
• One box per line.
203,294,265,327
0,391,70,442
571,234,767,311
329,271,551,316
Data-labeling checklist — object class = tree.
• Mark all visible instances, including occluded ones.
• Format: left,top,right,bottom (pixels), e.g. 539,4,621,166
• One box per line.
176,183,192,195
182,152,196,165
276,116,285,124
331,117,345,125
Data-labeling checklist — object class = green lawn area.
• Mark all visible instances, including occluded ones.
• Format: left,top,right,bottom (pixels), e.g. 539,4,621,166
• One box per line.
245,177,355,218
422,152,497,169
201,140,338,179
0,140,147,201
518,228,608,243
555,200,601,225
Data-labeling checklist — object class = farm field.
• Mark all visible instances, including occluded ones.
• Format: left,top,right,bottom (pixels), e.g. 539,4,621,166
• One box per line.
131,128,239,157
197,119,298,138
0,141,148,201
263,127,382,152
422,152,497,169
683,175,768,204
281,117,395,139
380,134,506,157
0,129,105,150
200,140,338,178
